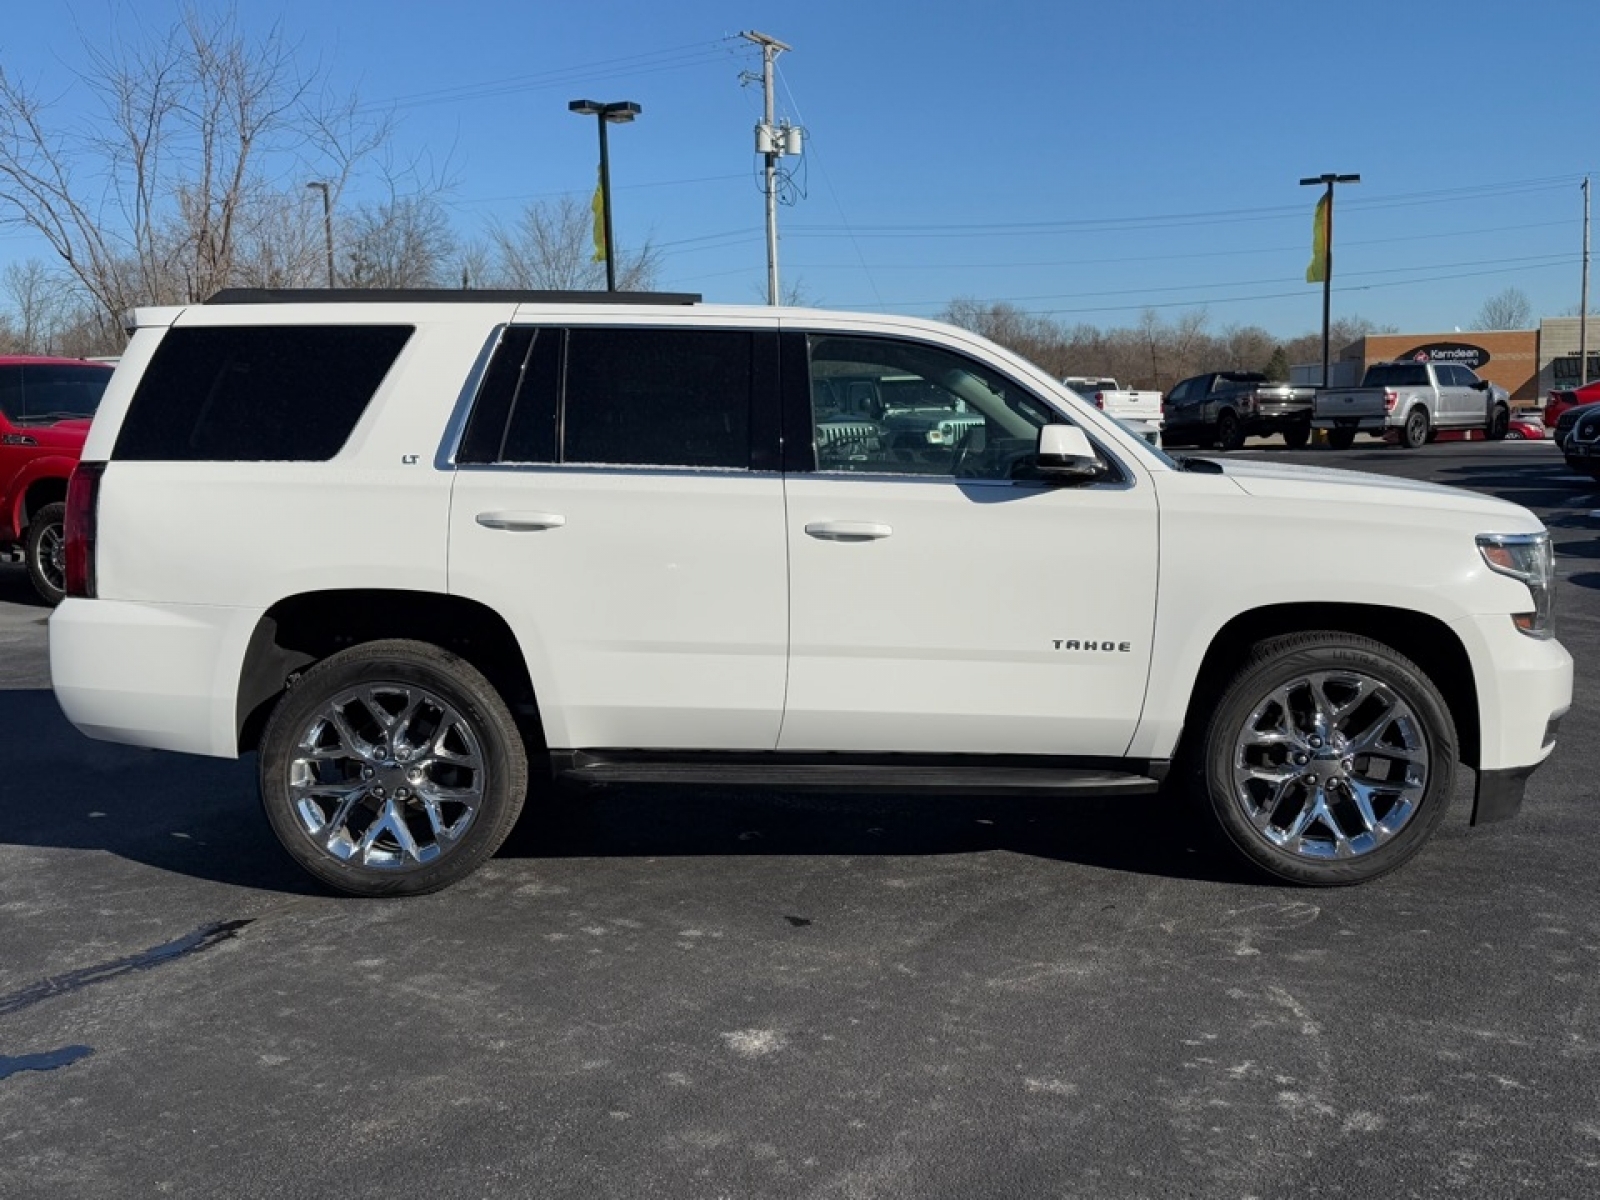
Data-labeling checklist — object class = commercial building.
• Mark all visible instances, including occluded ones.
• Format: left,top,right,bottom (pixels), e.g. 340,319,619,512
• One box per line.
1293,317,1596,406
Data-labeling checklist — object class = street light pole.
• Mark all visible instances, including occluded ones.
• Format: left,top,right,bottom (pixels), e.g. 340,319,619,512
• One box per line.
569,100,641,292
306,181,335,288
1300,172,1360,387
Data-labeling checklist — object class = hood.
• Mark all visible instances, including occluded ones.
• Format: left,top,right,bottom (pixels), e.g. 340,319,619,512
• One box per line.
1205,456,1542,529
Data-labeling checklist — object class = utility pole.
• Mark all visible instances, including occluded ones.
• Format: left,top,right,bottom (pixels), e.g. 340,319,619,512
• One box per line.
306,181,335,288
1582,176,1591,385
1300,173,1360,387
742,30,794,305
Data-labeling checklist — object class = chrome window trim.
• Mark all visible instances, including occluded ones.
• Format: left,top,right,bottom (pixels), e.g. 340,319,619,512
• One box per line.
436,324,509,470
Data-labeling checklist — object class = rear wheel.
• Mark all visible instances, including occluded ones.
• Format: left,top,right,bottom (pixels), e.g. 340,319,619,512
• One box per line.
1214,409,1245,451
1401,407,1430,449
23,501,67,606
1327,427,1357,451
259,639,529,896
1486,405,1510,441
1282,423,1311,449
1197,632,1457,886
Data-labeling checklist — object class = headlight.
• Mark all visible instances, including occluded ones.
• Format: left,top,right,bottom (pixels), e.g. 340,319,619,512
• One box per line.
1477,531,1555,638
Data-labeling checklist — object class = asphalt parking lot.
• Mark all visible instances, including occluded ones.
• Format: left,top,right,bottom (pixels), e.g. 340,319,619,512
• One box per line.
2,438,1596,1200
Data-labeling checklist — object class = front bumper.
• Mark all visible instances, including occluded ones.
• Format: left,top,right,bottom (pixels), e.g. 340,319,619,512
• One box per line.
1451,613,1571,822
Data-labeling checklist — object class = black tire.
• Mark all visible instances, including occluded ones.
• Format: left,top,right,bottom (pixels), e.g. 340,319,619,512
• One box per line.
23,501,67,606
1195,632,1457,887
1282,423,1311,449
258,638,529,896
1214,409,1245,451
1327,427,1357,451
1401,407,1430,449
1486,405,1510,441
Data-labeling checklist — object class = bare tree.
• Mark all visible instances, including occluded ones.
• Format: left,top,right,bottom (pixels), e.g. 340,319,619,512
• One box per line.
1473,287,1532,330
343,195,458,289
2,260,71,352
0,6,390,341
486,195,660,291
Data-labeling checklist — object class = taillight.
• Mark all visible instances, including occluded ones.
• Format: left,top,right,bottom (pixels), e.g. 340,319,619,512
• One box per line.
1384,390,1398,412
65,461,104,599
1092,393,1105,409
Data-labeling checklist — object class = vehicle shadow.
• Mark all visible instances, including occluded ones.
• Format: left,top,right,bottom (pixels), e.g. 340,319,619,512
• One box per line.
0,687,1256,892
502,782,1257,887
1431,461,1600,514
0,564,49,608
0,689,318,895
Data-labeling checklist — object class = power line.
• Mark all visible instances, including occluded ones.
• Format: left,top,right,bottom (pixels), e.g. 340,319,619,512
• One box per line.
355,38,743,115
783,175,1586,240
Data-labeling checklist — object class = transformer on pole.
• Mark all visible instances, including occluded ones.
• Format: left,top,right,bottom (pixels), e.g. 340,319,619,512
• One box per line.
741,30,799,305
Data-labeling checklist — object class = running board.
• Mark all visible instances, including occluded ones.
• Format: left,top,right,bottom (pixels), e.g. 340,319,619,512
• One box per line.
550,751,1164,797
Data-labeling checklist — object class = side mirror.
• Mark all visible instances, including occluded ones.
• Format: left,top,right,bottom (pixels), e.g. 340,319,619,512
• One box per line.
1471,379,1490,391
1035,424,1104,480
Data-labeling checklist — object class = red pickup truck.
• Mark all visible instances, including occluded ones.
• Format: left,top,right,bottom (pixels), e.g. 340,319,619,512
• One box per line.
0,356,115,604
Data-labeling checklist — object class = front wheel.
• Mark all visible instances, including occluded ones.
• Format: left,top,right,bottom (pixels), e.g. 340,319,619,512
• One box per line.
1196,632,1457,886
23,501,67,606
1486,405,1510,441
258,639,529,896
1401,407,1430,449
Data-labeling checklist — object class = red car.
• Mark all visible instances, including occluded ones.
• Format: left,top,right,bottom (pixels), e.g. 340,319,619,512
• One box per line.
0,355,115,604
1506,413,1548,440
1543,379,1600,426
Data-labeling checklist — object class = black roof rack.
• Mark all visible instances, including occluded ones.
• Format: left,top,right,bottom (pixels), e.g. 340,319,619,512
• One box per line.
205,288,702,306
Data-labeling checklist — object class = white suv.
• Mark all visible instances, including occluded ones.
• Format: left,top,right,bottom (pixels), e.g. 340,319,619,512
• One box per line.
50,290,1572,895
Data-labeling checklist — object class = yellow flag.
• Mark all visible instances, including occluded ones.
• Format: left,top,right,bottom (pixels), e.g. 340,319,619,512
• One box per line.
590,168,607,264
1305,193,1329,284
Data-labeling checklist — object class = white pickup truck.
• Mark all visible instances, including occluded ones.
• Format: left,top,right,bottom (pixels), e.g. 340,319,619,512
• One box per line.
1062,376,1163,445
1316,360,1512,449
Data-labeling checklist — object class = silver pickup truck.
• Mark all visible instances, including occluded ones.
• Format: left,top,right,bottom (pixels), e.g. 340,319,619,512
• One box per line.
1316,360,1512,449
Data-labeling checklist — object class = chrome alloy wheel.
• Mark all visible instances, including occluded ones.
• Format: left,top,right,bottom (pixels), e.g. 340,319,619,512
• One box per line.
287,682,485,870
1231,670,1428,861
38,522,65,594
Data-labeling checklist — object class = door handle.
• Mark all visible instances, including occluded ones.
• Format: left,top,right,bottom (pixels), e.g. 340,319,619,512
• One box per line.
804,520,892,542
475,511,566,531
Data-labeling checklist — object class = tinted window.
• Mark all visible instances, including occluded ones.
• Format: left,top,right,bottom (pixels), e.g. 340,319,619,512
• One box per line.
561,328,751,468
20,364,113,420
1363,363,1429,388
114,325,411,462
0,366,19,419
458,326,561,465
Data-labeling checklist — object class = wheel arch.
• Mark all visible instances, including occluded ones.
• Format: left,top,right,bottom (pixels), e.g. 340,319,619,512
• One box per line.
23,476,68,524
236,589,544,756
1179,602,1479,770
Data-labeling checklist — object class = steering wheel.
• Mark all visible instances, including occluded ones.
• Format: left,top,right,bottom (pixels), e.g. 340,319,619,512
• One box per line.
950,426,988,478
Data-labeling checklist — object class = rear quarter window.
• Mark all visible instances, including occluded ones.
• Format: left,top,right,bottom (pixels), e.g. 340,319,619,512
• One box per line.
113,325,412,461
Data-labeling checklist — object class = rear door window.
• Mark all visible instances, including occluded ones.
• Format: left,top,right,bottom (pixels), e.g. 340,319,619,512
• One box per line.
460,326,760,470
113,325,412,461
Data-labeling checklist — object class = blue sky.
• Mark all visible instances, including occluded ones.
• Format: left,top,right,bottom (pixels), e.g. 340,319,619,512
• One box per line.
2,0,1597,338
